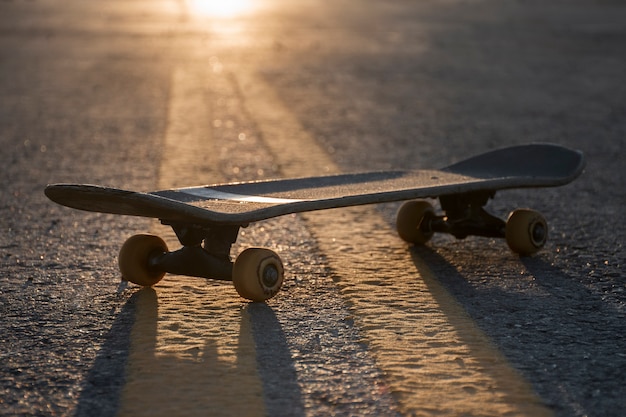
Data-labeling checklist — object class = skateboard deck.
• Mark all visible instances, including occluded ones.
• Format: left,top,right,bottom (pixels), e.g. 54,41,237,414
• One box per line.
45,143,584,226
44,143,585,302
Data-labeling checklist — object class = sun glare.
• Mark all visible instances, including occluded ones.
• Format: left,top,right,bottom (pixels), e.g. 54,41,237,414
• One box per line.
186,0,255,18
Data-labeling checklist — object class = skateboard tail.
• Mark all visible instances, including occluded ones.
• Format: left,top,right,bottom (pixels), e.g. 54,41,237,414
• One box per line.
443,143,586,184
44,184,217,224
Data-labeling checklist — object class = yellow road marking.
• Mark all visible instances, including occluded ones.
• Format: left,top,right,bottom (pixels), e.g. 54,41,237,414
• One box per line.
239,72,553,416
117,66,265,417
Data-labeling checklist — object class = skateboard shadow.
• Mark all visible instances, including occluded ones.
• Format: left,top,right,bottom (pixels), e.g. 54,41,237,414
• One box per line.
410,245,626,417
245,302,305,416
74,288,303,417
73,288,146,417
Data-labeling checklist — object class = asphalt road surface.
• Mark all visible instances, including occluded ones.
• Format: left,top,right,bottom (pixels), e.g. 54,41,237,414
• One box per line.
1,0,625,416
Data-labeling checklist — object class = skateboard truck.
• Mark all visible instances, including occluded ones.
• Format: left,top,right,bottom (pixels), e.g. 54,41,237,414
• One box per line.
145,221,239,281
426,191,507,239
396,191,549,256
117,221,285,302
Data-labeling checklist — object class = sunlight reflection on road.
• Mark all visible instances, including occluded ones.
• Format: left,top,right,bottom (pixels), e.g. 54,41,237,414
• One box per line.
185,0,257,18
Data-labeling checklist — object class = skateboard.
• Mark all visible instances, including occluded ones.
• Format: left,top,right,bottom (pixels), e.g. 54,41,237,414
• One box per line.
45,143,585,301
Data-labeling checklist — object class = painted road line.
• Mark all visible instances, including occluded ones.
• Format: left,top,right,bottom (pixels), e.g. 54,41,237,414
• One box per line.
238,71,553,416
117,66,266,417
